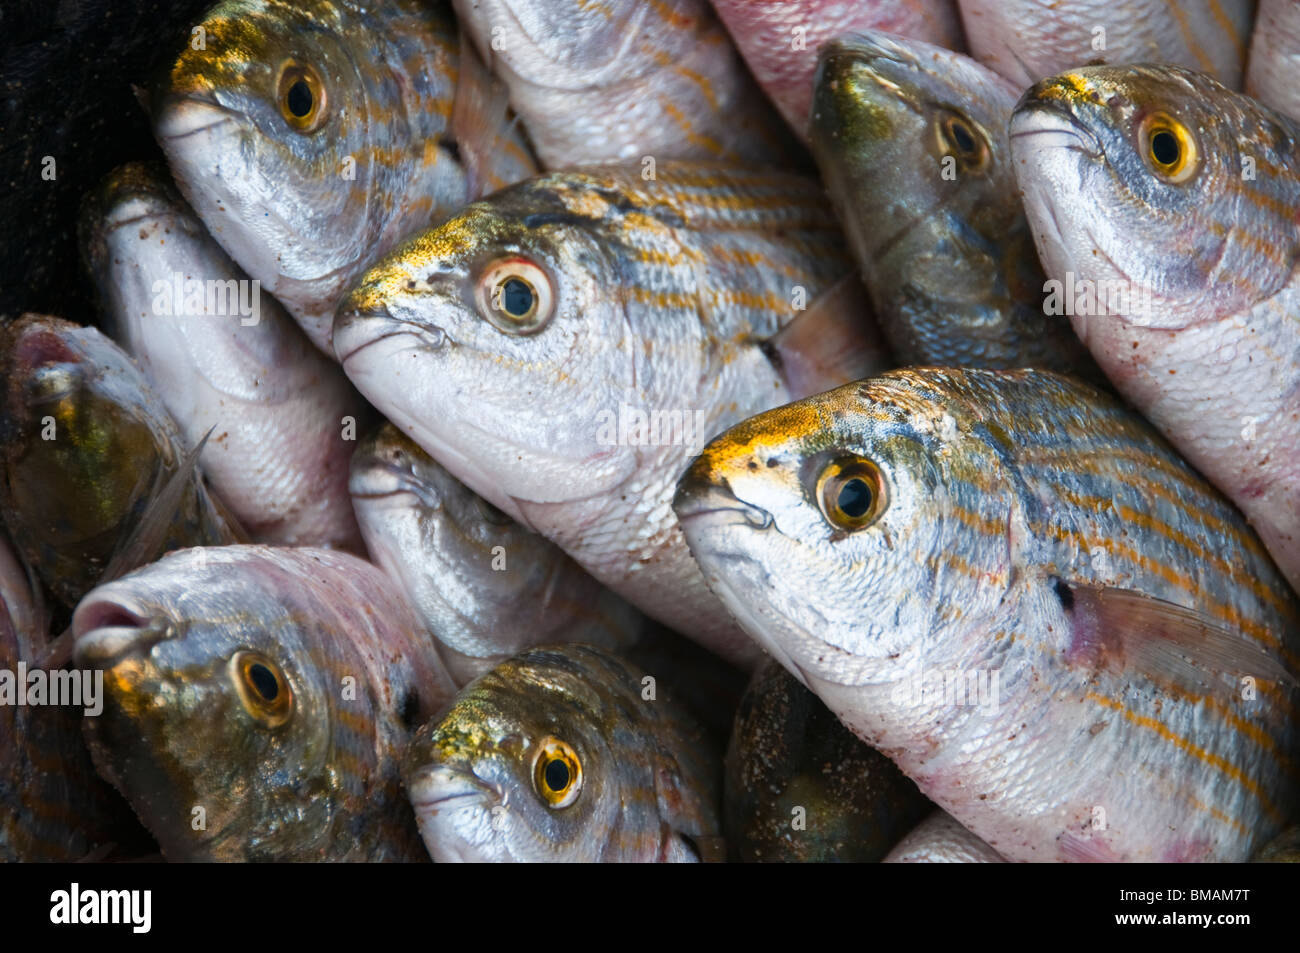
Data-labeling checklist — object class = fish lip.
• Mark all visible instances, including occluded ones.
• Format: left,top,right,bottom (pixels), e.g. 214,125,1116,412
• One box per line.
72,597,171,668
334,307,448,365
1009,102,1104,160
347,459,436,504
673,481,773,531
153,95,237,143
406,764,499,813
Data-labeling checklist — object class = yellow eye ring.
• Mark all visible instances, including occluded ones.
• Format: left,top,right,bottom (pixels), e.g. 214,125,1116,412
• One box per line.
474,258,556,335
532,737,582,808
1139,111,1197,183
230,651,293,728
277,60,327,133
816,456,887,532
936,112,989,173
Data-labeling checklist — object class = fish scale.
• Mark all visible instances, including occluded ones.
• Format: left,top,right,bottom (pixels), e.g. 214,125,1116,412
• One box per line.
674,368,1300,861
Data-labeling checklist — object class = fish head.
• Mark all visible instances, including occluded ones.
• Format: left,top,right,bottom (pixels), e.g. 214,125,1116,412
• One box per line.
152,0,378,296
674,373,1012,689
811,32,1022,246
404,647,628,862
335,192,632,520
1010,65,1294,330
453,0,647,93
71,548,337,859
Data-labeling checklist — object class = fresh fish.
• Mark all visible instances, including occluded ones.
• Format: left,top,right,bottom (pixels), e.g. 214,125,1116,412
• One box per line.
0,315,238,607
1246,0,1300,122
810,32,1097,376
404,643,721,862
1253,825,1300,861
153,0,537,354
0,531,150,861
957,0,1255,89
712,0,964,136
350,423,645,684
673,367,1300,862
80,162,366,551
1010,65,1300,596
71,545,458,861
725,660,930,863
451,0,792,168
883,811,1005,862
334,162,876,669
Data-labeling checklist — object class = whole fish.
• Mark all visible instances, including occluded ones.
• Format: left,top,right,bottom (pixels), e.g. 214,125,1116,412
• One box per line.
403,643,721,862
674,368,1300,862
957,0,1255,89
725,660,930,862
712,0,964,137
0,531,151,861
72,545,458,861
350,423,645,684
883,811,1005,862
1246,0,1300,122
80,162,366,550
0,315,238,607
153,0,537,353
1253,825,1300,861
809,32,1096,374
335,162,872,669
451,0,792,168
1010,65,1300,596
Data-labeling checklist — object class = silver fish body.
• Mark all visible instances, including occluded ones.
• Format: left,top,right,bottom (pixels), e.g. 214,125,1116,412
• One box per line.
883,811,1005,863
674,368,1300,861
1246,0,1300,122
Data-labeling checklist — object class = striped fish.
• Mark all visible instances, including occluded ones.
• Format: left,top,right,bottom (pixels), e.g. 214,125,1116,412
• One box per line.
334,162,879,669
711,0,965,137
0,315,238,609
1246,0,1300,121
350,423,646,685
809,32,1098,376
404,643,721,862
1010,65,1300,597
71,545,458,861
153,0,537,354
957,0,1255,89
884,812,1006,863
674,368,1300,861
0,532,149,861
451,0,794,167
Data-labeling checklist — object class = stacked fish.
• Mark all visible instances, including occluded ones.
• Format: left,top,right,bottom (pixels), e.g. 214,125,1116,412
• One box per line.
5,0,1300,863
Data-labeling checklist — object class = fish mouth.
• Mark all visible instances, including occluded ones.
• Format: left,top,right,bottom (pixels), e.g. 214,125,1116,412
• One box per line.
1009,103,1104,160
406,764,499,814
672,480,773,531
348,459,438,505
72,596,172,668
334,305,448,365
153,96,237,143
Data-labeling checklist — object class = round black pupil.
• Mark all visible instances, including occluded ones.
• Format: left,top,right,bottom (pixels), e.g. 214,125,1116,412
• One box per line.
287,78,313,118
544,757,570,792
249,663,279,701
501,277,535,318
1151,129,1180,167
949,120,976,155
837,477,873,519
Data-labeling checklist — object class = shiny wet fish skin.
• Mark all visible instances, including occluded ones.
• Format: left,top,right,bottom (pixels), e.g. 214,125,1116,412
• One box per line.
80,162,366,551
0,315,237,608
72,545,457,862
712,0,965,137
452,0,792,168
883,811,1005,863
958,0,1255,89
1010,64,1300,597
403,643,720,862
1246,0,1300,122
674,367,1300,862
809,32,1097,375
153,0,537,353
350,423,644,685
334,162,853,669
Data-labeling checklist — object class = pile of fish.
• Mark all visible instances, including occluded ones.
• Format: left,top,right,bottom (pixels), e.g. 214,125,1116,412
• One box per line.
5,0,1300,863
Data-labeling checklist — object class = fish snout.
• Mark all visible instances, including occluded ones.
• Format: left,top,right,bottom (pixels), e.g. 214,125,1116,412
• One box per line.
673,468,773,531
72,595,174,668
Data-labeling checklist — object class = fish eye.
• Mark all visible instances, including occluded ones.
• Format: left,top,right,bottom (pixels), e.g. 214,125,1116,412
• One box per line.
532,737,582,808
815,455,887,531
230,650,293,728
474,258,556,335
276,61,327,133
937,112,989,172
1139,112,1198,183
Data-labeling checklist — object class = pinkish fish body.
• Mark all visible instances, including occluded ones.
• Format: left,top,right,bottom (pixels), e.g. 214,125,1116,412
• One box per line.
1246,0,1300,122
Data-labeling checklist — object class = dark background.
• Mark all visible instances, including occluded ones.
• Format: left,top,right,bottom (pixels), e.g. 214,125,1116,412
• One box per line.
1,0,216,323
